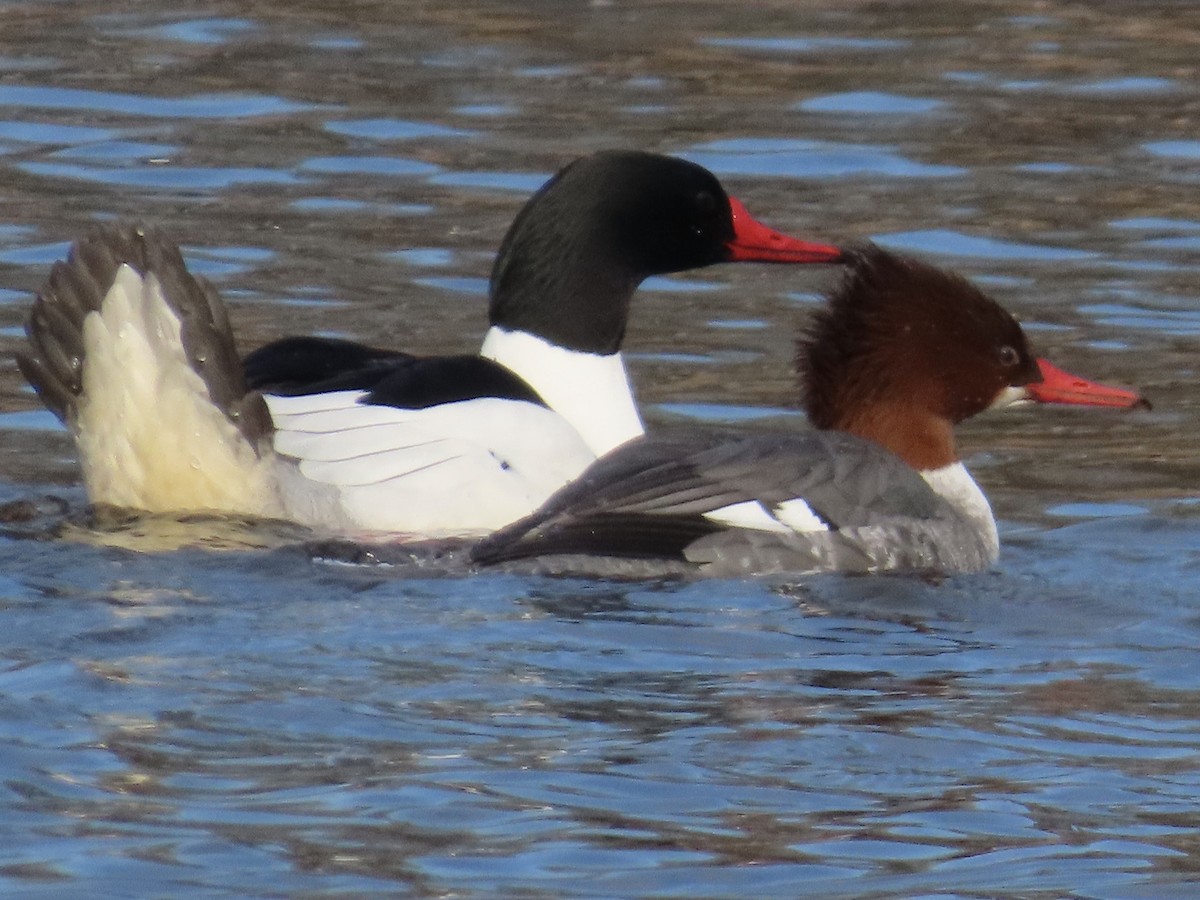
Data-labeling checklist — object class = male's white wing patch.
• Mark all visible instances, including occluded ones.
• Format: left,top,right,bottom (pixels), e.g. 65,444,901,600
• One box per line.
265,392,597,535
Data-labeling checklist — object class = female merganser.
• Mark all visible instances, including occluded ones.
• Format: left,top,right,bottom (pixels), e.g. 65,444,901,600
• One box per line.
18,150,842,536
472,245,1145,576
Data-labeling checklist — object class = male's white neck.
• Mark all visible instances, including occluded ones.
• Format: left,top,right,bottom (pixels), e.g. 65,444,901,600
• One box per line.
479,326,644,456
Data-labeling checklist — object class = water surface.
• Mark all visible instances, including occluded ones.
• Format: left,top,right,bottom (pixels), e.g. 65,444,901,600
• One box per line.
0,1,1198,895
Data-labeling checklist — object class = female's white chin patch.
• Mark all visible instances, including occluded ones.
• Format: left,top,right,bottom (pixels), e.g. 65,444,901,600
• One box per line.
989,384,1031,410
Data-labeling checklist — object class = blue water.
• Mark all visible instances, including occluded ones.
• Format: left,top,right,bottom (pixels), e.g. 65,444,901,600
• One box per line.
798,91,945,116
0,83,320,118
0,1,1198,896
876,230,1096,261
685,138,967,180
325,118,474,141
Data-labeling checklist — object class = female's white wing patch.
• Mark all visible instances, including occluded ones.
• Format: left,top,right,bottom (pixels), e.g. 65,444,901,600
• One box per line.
703,498,829,534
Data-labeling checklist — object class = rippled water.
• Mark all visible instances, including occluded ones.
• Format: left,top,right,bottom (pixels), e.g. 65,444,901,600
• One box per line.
1,1,1198,895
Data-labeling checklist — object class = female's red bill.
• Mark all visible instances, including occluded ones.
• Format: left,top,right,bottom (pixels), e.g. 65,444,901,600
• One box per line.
1029,359,1149,409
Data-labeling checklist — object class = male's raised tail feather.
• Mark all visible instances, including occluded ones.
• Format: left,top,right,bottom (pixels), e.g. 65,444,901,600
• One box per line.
18,225,280,515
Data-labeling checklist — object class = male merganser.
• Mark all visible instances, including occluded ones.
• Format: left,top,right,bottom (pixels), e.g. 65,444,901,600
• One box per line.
472,245,1145,576
18,150,842,536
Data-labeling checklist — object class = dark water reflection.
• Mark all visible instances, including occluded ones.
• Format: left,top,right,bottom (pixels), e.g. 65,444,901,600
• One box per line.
0,0,1199,895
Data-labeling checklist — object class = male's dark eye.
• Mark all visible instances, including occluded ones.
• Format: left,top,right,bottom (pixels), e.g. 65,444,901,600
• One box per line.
694,191,717,216
998,345,1020,366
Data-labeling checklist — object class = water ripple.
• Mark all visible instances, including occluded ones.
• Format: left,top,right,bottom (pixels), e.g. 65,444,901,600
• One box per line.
0,84,322,118
686,138,965,180
412,276,489,296
300,156,441,177
19,161,301,191
703,36,908,53
1078,303,1200,335
875,229,1096,261
656,403,801,423
798,91,945,115
0,121,120,144
427,171,548,193
130,17,259,45
1142,141,1200,160
325,118,472,141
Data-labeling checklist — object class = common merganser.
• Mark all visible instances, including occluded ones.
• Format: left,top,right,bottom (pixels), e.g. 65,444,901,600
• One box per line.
17,150,842,536
472,245,1145,576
